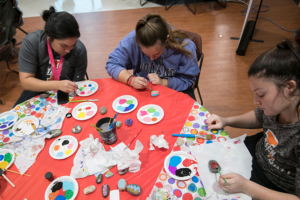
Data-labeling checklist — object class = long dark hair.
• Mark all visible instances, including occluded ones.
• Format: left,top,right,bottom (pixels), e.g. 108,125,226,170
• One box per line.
135,14,192,57
42,6,80,40
248,40,300,115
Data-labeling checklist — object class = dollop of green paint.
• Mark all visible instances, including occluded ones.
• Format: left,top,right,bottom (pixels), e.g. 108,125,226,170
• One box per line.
65,190,74,199
147,108,156,113
4,153,12,163
126,100,133,104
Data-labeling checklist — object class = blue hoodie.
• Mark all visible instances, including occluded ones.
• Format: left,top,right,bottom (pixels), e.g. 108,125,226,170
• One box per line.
105,30,200,91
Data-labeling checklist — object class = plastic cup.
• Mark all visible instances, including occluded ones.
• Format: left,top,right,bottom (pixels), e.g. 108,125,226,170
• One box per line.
96,117,118,145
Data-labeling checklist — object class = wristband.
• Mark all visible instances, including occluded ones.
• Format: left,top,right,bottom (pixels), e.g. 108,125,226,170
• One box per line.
128,76,134,87
127,75,133,85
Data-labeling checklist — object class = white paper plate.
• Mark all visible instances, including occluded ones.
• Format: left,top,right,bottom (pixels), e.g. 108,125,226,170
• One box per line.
137,104,164,124
0,111,18,131
72,102,97,121
164,151,197,181
75,81,98,97
12,116,39,137
0,149,15,170
112,95,138,114
49,135,78,160
44,176,79,200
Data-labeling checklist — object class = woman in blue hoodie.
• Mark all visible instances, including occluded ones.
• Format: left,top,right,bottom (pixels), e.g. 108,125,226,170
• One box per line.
105,14,200,100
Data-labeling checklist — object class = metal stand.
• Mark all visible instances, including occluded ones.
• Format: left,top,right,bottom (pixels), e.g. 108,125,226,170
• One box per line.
140,0,149,6
165,0,196,15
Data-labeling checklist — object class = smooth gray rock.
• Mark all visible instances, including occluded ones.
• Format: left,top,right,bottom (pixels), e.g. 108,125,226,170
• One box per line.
100,107,107,115
72,125,82,133
47,129,62,138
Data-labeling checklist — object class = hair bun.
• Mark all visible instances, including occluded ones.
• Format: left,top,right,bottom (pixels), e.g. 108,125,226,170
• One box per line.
276,40,292,50
42,6,56,22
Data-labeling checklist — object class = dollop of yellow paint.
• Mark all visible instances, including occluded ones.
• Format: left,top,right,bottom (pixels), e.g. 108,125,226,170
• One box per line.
0,161,9,169
65,149,72,155
78,112,86,118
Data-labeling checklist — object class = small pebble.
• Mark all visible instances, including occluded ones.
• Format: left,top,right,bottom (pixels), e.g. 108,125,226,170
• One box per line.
72,125,81,133
100,107,107,115
105,170,114,178
126,184,141,196
118,168,127,175
102,184,110,198
186,139,194,147
47,129,62,138
45,172,53,181
116,121,122,128
84,185,96,195
69,92,75,97
66,113,72,118
118,179,127,190
176,138,184,146
96,174,103,184
125,119,133,126
40,93,50,99
25,101,31,109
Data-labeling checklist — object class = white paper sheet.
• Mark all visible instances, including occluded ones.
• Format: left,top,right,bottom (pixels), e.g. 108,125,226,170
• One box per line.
190,134,252,200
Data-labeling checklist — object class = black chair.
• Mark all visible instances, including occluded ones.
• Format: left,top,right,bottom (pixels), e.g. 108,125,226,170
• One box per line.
10,0,28,46
179,29,204,105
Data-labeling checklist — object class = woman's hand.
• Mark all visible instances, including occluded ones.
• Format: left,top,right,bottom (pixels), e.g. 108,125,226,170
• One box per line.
131,77,148,89
147,73,162,85
58,80,78,93
219,173,248,193
206,114,227,129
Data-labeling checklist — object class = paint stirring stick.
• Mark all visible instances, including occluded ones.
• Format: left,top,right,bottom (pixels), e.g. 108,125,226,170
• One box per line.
91,123,103,132
0,168,15,188
123,129,143,151
5,169,31,177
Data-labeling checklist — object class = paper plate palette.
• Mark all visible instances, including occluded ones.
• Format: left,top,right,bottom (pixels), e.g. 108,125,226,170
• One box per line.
0,149,15,170
12,116,39,137
75,81,98,97
49,135,78,160
45,176,78,200
72,102,97,121
164,151,198,181
137,104,164,124
112,95,138,114
0,111,18,131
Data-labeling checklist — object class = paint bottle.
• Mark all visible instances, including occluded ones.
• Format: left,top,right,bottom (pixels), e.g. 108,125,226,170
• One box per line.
45,172,54,181
96,117,118,145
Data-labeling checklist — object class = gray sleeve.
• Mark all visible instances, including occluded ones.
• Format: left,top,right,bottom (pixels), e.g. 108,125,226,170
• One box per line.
254,107,264,124
72,40,87,81
18,34,39,74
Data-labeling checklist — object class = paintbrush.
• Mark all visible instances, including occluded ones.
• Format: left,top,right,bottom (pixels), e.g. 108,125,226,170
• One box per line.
123,129,143,151
69,99,99,102
65,75,80,90
91,123,103,132
136,73,153,91
5,169,31,177
172,134,213,140
110,112,119,129
217,167,230,186
0,168,15,187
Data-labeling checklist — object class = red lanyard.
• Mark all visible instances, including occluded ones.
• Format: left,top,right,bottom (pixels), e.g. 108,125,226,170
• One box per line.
47,38,64,80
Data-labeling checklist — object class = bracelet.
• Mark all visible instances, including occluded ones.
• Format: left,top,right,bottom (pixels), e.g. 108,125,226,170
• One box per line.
127,75,133,85
128,76,134,86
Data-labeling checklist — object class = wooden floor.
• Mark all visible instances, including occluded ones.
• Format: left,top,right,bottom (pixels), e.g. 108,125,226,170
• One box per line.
1,0,299,138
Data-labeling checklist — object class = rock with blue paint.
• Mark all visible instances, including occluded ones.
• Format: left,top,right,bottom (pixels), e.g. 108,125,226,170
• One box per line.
118,179,127,190
116,121,122,128
83,185,96,195
151,91,159,97
125,118,133,126
96,173,103,184
102,184,110,198
105,170,114,178
188,183,197,193
126,184,141,196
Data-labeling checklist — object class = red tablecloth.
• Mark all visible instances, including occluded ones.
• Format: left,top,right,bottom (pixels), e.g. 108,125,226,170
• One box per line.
1,78,195,200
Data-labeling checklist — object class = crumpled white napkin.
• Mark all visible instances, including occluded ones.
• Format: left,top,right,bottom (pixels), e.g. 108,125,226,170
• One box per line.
149,134,169,150
70,134,144,178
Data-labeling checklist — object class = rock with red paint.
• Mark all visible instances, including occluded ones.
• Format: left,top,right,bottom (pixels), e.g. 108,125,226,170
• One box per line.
102,184,109,198
126,184,141,196
182,158,198,167
208,160,220,173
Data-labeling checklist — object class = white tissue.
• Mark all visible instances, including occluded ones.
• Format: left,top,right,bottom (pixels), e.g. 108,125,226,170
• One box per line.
149,135,169,150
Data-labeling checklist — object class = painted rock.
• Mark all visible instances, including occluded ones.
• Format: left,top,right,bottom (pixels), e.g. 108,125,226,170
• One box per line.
116,121,122,128
186,139,194,147
126,184,141,196
151,91,159,97
118,179,127,190
72,125,82,133
187,183,197,193
66,113,72,118
105,170,114,178
40,93,50,99
176,138,184,146
208,160,220,173
47,129,62,138
69,92,75,97
100,107,107,115
125,119,133,126
83,185,96,195
118,168,127,175
102,184,109,198
45,172,53,181
25,101,31,109
96,174,103,184
41,98,48,107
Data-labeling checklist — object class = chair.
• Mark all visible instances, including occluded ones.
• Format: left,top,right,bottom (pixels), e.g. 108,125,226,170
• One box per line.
10,0,28,46
179,29,204,105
